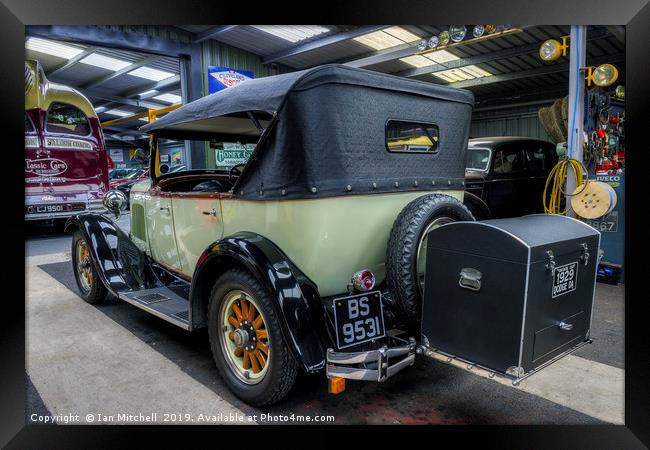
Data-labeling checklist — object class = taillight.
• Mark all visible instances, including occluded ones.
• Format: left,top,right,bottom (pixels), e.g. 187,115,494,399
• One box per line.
351,270,375,292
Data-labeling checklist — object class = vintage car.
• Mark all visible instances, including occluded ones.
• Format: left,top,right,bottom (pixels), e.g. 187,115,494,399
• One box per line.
67,65,602,406
25,60,109,222
66,64,481,405
463,137,559,220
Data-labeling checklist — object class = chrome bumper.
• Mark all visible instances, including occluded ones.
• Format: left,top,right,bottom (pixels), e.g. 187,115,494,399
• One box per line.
326,337,417,382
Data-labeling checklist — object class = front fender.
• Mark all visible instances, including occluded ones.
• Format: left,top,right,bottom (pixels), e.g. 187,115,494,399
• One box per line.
190,232,328,373
65,214,148,295
463,190,492,220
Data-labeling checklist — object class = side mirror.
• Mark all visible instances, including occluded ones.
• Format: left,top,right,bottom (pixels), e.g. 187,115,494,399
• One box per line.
159,163,169,174
102,190,128,219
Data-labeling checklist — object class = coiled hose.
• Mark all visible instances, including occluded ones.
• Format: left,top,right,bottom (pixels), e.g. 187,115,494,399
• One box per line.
543,159,588,214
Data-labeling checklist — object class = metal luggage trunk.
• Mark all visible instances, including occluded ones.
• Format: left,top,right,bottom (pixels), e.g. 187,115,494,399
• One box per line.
421,214,600,378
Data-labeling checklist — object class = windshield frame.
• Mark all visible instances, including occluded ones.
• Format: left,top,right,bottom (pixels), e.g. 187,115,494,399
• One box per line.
466,146,492,173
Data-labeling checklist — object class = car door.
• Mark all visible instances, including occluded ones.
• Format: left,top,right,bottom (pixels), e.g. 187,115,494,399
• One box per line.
485,143,527,217
145,191,182,271
523,141,555,215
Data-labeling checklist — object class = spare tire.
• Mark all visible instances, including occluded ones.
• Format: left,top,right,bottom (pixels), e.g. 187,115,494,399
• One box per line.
386,193,475,325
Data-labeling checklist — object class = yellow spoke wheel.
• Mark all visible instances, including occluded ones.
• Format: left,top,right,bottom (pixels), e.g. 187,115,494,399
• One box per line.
220,290,270,385
75,239,93,292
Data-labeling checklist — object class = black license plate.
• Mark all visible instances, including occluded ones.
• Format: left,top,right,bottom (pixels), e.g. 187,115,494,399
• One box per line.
552,261,579,298
332,291,385,349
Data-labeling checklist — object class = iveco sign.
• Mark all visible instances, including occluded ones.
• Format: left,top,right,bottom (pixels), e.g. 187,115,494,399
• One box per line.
25,158,68,176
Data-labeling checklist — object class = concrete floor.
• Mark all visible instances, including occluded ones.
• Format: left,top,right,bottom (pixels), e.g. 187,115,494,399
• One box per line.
25,214,625,425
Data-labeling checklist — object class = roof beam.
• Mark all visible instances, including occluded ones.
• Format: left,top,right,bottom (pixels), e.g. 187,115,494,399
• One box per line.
396,28,612,79
78,87,163,109
193,25,239,43
46,47,96,77
262,26,389,64
451,53,624,89
344,42,416,68
82,55,161,89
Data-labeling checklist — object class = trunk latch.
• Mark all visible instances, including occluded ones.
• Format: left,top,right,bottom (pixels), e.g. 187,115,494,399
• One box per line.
545,250,556,271
580,243,590,266
458,268,482,291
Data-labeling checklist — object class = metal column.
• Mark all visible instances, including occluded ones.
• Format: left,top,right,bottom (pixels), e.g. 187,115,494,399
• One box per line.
179,46,205,170
566,25,587,215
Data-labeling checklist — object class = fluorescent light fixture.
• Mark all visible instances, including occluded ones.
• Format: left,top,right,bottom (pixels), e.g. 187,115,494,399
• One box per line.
94,106,107,113
103,109,132,117
400,55,437,68
128,66,175,81
251,25,329,43
425,50,460,64
152,93,182,104
354,26,421,50
25,37,85,60
79,53,132,71
432,65,492,83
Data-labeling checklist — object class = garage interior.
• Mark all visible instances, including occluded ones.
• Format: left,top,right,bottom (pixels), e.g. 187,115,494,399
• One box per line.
25,25,625,424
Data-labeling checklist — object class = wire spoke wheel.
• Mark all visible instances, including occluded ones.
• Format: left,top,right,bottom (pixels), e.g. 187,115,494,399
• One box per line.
220,290,270,385
76,238,93,293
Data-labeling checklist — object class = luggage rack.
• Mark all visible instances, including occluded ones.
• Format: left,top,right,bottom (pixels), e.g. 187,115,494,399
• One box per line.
420,338,593,386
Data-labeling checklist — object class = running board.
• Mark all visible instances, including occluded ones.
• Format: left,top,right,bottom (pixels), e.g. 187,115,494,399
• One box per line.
118,287,190,330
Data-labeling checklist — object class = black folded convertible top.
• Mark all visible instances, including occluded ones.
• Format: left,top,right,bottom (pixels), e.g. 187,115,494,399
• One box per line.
140,64,474,134
142,64,475,200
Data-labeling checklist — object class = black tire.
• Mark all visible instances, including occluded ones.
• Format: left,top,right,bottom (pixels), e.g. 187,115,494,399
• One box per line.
207,269,298,406
71,230,108,304
386,194,474,325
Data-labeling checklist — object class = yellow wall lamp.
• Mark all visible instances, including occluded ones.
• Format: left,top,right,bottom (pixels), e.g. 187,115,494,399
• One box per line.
539,36,569,61
584,63,619,87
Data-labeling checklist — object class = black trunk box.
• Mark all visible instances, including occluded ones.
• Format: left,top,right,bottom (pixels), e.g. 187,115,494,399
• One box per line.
421,214,600,377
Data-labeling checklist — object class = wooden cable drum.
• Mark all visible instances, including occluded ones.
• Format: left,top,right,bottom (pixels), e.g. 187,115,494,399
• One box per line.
571,181,617,219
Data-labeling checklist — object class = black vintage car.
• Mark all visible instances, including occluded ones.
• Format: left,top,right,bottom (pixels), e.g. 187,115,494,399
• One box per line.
463,136,558,219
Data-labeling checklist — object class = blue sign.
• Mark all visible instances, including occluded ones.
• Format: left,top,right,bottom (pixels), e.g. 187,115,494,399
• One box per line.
207,66,254,94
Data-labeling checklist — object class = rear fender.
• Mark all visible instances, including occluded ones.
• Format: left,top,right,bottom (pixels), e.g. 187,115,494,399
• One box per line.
190,232,328,373
65,214,150,295
463,191,492,220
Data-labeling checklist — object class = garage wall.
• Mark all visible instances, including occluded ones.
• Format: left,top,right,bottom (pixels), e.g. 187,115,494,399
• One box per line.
471,104,553,142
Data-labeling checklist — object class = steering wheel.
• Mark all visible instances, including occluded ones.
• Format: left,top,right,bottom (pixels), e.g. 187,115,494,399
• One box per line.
228,164,246,183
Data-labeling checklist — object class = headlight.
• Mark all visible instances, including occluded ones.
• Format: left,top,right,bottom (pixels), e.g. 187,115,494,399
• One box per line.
417,39,427,51
539,39,562,61
449,25,467,42
438,30,450,46
485,24,497,34
472,25,485,38
615,85,625,99
591,64,619,87
427,35,439,49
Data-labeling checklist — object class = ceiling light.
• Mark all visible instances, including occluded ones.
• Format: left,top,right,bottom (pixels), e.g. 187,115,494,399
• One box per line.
400,55,436,68
427,36,439,49
251,25,329,43
128,66,175,81
539,39,564,61
449,26,467,43
615,85,625,99
25,37,85,60
153,93,182,104
79,53,132,71
590,64,619,87
425,50,460,64
382,26,421,43
485,25,497,34
438,31,450,46
417,39,428,51
473,25,485,38
104,109,132,117
354,26,421,50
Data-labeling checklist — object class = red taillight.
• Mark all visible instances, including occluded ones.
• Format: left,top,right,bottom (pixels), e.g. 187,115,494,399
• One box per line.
352,270,375,292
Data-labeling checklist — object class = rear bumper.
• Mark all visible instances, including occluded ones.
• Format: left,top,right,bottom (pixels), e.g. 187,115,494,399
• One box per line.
25,200,106,221
326,337,416,382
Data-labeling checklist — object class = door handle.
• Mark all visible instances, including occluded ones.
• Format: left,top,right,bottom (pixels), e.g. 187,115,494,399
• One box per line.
202,208,217,217
558,322,573,331
159,206,170,211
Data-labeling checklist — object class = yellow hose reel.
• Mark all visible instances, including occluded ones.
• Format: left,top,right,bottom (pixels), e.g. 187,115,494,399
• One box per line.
543,159,617,218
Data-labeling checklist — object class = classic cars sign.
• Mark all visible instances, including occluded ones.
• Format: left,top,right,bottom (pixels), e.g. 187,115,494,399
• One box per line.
208,67,254,94
25,158,68,177
215,143,255,167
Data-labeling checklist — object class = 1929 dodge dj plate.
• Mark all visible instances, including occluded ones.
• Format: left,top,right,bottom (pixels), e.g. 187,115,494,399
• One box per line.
65,64,601,406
